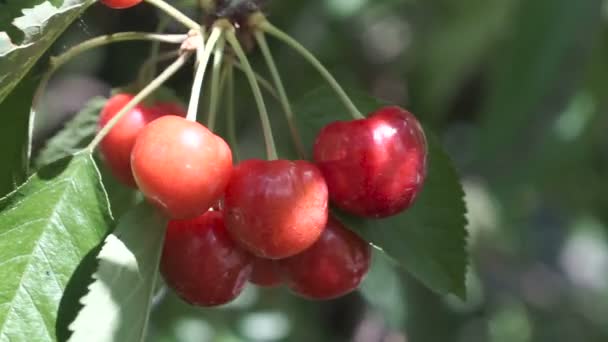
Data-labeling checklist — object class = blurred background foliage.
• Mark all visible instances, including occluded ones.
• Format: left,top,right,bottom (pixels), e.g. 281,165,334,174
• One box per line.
33,0,608,341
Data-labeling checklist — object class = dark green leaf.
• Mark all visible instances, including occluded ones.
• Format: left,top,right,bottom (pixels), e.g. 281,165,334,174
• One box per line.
0,76,35,197
35,97,106,167
293,86,468,298
0,0,96,103
68,202,168,342
0,153,112,341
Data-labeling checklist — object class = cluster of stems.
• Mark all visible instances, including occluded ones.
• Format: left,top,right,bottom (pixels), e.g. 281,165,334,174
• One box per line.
32,0,364,164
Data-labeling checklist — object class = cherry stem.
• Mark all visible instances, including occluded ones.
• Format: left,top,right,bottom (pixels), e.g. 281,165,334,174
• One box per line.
254,31,305,158
144,0,201,30
226,29,278,161
259,21,364,120
225,64,240,162
186,27,223,122
230,59,280,101
206,37,226,132
29,32,186,169
87,53,192,152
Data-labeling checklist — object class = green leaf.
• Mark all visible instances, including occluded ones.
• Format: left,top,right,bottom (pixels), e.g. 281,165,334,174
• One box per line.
34,95,140,218
0,153,112,341
35,97,106,167
0,76,35,197
292,86,468,298
68,202,168,342
0,0,96,103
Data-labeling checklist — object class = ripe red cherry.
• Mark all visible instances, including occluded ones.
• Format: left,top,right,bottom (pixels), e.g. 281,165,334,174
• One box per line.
161,211,252,306
279,217,371,300
98,93,185,187
224,159,328,259
313,106,427,218
100,0,143,9
131,116,232,219
250,257,282,287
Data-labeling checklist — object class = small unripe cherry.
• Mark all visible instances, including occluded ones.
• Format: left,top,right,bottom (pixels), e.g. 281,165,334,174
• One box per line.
313,106,427,218
250,257,282,288
100,0,143,9
224,159,328,259
279,217,371,300
161,211,252,306
98,94,185,187
131,116,232,219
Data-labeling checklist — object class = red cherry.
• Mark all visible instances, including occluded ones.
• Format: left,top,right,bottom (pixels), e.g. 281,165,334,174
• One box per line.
98,94,186,187
100,0,143,9
250,257,282,287
313,106,427,218
161,211,252,306
224,159,328,259
131,116,232,219
279,217,371,300
99,94,154,186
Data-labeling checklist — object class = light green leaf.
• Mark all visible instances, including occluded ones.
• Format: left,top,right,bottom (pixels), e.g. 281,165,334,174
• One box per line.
0,0,96,103
68,202,168,342
293,86,468,298
0,153,112,341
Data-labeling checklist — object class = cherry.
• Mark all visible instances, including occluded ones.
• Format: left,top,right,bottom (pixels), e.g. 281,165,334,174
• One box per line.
100,0,143,9
224,159,328,259
250,257,282,287
131,116,232,219
161,211,252,306
313,106,427,218
98,93,185,187
279,217,371,300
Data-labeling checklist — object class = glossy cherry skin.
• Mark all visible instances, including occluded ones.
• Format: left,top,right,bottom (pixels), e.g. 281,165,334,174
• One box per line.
279,217,371,300
161,211,253,306
98,94,186,187
224,159,328,259
313,106,427,218
250,257,282,287
100,0,143,9
131,116,232,219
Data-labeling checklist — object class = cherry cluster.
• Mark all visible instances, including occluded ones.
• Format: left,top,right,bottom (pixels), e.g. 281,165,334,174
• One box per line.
97,0,427,306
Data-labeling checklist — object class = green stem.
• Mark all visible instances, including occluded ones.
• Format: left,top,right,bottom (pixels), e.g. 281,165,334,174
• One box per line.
230,59,280,100
225,65,240,162
87,53,192,151
226,30,278,161
50,32,185,75
144,0,201,30
254,31,305,158
186,26,223,122
206,38,226,131
259,21,364,119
